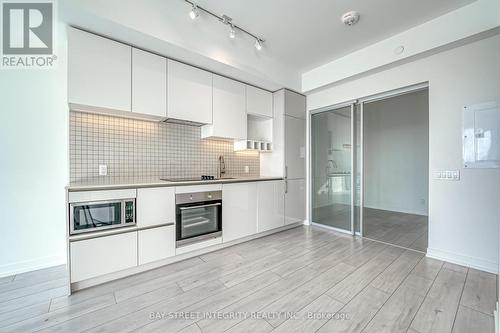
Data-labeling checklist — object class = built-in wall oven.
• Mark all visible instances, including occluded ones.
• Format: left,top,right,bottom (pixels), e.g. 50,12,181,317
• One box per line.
176,191,222,247
69,199,135,235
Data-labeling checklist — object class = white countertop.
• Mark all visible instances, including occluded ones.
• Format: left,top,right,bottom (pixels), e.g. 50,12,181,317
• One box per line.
67,176,283,192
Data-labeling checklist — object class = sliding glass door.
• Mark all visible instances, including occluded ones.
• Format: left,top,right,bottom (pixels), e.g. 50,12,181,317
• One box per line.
311,104,355,234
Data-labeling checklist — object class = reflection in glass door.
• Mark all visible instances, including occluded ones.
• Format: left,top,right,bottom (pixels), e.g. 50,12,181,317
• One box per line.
311,105,355,233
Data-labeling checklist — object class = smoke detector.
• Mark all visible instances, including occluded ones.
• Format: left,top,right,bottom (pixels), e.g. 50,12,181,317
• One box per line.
341,11,360,26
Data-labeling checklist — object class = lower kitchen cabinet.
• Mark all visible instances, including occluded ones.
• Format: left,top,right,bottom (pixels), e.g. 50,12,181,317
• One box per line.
70,231,137,282
222,182,257,242
137,187,175,228
285,178,306,225
138,225,175,265
257,180,285,232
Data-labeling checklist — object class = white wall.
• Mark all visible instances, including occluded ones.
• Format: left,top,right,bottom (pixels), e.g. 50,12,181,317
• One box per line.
307,33,500,274
0,23,68,277
364,90,429,215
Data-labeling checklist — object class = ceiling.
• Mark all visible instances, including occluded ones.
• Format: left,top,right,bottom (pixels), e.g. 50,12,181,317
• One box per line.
194,0,476,72
61,0,477,90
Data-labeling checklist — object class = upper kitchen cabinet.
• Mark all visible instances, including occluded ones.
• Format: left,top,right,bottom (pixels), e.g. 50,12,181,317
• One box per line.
68,28,132,113
284,90,306,119
246,85,273,118
167,60,212,125
202,75,247,140
285,115,306,179
132,48,167,120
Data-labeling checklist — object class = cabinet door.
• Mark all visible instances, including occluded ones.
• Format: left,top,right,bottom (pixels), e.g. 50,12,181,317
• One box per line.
70,232,137,282
257,181,285,232
285,179,306,225
167,60,212,124
132,48,167,119
68,28,131,112
246,85,272,117
222,183,257,242
285,116,306,179
203,75,246,140
284,90,306,119
138,225,175,265
137,187,175,228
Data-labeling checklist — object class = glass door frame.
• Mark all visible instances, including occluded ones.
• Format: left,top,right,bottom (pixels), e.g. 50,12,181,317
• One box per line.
308,82,430,239
309,100,358,236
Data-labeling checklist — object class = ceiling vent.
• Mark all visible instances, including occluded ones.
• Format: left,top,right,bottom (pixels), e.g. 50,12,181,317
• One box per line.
341,11,360,26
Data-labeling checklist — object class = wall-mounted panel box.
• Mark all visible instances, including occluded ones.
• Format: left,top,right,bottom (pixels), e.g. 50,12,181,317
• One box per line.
463,101,500,168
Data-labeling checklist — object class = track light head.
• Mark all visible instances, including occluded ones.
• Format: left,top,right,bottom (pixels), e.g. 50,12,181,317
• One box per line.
229,25,236,39
254,39,263,51
189,4,199,20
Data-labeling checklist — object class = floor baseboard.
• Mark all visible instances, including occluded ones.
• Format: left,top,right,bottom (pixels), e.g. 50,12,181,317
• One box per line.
427,247,498,274
0,255,67,278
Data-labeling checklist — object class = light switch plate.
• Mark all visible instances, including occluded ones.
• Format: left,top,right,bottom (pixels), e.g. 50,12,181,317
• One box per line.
435,169,460,180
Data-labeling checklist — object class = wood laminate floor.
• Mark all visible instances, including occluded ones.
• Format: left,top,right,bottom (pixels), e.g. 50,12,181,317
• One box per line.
363,208,429,252
0,226,496,333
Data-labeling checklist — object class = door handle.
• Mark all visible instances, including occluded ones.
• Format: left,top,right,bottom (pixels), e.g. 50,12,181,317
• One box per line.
179,202,221,210
285,166,288,179
285,180,288,194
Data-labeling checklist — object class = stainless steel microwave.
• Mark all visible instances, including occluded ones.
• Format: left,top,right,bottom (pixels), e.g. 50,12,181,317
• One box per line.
69,199,135,235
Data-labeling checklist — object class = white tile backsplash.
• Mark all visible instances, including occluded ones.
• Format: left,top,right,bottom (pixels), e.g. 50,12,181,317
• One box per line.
69,112,259,182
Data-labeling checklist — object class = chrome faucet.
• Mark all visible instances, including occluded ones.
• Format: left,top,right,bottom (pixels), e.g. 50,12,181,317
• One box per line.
217,155,226,179
326,159,337,175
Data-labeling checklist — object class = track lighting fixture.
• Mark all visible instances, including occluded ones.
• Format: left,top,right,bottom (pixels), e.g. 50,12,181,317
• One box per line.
254,39,263,51
229,25,236,39
185,0,265,50
189,4,199,20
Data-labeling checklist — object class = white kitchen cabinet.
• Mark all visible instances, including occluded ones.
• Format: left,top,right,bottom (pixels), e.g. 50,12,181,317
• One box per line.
70,232,137,282
284,90,306,119
202,75,247,140
285,116,306,179
285,179,306,225
138,225,175,265
246,85,273,118
167,60,212,124
257,181,285,232
68,27,131,112
137,187,175,228
132,48,167,119
222,182,257,242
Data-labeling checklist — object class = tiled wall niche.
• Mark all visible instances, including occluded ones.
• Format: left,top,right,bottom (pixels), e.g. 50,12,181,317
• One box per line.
69,112,260,182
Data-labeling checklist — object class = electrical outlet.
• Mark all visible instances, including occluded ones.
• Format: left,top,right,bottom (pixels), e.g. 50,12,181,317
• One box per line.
244,166,249,173
99,164,108,176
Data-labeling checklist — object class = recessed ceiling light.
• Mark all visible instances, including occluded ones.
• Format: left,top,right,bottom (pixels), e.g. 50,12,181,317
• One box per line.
189,4,200,20
341,11,360,26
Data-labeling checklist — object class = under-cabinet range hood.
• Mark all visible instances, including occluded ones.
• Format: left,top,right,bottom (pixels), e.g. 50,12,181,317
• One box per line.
163,118,206,127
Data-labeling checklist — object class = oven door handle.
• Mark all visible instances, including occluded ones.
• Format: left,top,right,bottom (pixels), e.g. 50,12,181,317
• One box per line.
179,202,222,210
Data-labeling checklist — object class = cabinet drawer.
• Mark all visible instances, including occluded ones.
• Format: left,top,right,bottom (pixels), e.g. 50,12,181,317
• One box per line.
70,232,137,282
138,225,175,265
137,187,175,227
